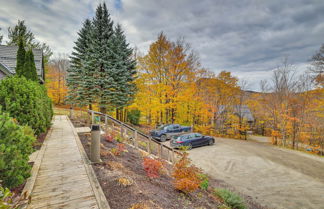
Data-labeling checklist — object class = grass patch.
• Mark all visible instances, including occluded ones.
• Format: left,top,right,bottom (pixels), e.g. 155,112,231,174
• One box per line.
214,188,246,209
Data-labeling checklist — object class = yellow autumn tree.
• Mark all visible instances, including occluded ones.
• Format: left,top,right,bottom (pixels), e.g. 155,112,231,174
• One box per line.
132,32,206,126
45,55,69,105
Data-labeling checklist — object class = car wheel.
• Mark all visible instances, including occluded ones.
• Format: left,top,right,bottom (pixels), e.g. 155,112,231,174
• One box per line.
160,134,167,142
187,143,192,150
209,139,214,146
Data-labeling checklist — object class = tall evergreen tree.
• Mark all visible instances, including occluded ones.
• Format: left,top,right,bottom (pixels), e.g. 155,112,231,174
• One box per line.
68,3,137,113
111,24,137,117
67,19,93,108
23,50,38,81
7,20,52,63
83,2,115,113
16,39,26,76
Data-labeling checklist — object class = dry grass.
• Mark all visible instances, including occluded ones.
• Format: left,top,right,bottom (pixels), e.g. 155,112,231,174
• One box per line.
129,202,151,209
106,161,124,170
117,177,133,187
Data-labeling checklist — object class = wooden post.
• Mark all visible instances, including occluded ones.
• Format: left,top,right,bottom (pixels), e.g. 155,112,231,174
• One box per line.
172,150,175,163
104,115,108,132
167,149,171,162
91,111,94,124
147,138,151,154
69,107,73,119
134,130,138,148
120,126,124,139
160,144,163,159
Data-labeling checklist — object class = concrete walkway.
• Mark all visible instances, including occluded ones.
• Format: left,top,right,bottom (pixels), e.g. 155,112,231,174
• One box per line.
27,115,108,209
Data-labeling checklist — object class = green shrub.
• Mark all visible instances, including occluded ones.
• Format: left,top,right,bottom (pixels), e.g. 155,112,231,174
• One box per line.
0,183,25,208
0,184,13,209
0,111,35,188
115,134,124,143
0,76,53,135
127,109,140,125
198,174,209,190
214,188,246,209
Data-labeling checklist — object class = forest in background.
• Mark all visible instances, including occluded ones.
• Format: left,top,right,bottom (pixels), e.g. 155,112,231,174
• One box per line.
44,8,324,154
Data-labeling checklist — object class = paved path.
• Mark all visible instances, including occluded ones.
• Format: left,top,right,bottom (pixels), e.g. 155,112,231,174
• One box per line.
27,115,108,209
187,137,324,209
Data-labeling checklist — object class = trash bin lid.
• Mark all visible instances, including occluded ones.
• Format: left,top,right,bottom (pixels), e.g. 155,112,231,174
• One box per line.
91,124,100,131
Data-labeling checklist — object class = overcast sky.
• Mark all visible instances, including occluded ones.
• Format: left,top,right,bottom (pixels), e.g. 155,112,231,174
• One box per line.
0,0,323,90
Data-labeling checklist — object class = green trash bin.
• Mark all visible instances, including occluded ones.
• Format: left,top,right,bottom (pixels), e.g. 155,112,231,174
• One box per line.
95,116,100,123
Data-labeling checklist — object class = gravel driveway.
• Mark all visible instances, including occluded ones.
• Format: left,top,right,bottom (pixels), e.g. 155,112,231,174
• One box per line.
186,137,324,209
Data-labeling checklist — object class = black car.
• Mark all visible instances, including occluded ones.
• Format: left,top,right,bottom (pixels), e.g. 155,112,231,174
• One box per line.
170,133,215,149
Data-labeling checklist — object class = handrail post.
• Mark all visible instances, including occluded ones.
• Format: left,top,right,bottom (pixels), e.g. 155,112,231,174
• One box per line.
161,144,164,158
69,107,73,119
134,130,138,148
120,126,124,139
167,150,171,162
91,110,94,124
147,138,151,154
104,115,108,132
172,149,175,163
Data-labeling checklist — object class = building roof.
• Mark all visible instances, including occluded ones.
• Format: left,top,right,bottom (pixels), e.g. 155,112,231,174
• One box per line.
0,45,43,75
0,62,12,75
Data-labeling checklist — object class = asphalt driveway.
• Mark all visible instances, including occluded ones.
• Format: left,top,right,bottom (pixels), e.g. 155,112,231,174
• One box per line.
186,137,324,209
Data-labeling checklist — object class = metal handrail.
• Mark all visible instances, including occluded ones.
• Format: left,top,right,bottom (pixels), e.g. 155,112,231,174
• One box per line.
88,110,182,156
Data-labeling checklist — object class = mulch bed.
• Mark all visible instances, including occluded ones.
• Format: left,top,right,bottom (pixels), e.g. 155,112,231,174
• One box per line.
72,117,266,209
79,133,221,209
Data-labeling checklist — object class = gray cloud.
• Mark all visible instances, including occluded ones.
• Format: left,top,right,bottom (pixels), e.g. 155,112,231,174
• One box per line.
0,0,323,90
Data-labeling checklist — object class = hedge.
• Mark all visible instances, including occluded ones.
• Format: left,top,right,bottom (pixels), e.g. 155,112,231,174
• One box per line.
0,111,35,188
0,76,53,135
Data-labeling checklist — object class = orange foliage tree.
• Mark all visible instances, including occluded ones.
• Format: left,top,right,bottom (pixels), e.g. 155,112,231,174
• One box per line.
172,153,201,193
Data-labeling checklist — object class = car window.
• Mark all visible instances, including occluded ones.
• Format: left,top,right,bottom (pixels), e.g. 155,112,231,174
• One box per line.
174,125,180,129
194,133,202,138
177,135,187,141
157,125,168,130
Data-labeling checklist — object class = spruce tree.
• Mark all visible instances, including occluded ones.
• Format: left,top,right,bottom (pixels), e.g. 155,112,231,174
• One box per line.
23,50,38,81
68,3,137,113
111,24,137,116
16,39,26,77
67,19,93,107
83,2,115,113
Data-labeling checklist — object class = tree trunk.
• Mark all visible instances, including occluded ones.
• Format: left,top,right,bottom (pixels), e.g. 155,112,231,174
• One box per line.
116,108,119,120
100,106,106,114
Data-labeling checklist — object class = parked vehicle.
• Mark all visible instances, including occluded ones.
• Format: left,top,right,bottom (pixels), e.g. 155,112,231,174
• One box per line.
150,124,192,142
170,133,215,149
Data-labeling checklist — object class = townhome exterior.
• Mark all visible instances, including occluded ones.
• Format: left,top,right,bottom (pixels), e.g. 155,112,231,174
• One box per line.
0,45,44,83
